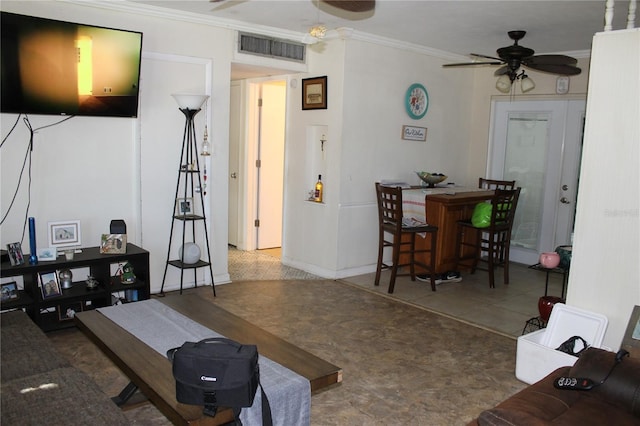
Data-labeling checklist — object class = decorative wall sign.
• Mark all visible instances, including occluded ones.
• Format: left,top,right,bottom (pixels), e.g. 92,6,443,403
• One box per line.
401,125,427,141
404,83,429,119
302,76,327,110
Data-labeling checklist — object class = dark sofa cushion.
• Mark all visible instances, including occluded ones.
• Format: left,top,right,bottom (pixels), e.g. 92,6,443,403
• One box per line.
567,347,640,418
1,367,129,425
1,311,70,382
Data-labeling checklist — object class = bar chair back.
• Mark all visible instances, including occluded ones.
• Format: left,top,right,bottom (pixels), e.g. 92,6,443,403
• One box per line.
374,183,438,293
478,177,516,191
454,187,521,288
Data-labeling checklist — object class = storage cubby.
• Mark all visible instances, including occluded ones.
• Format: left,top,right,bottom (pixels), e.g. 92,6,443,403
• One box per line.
0,243,149,332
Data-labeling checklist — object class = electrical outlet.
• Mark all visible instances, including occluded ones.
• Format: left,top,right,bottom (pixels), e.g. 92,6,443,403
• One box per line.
103,87,112,93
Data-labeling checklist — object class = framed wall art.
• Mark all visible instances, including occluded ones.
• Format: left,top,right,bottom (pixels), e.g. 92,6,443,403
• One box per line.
48,220,81,249
302,76,327,110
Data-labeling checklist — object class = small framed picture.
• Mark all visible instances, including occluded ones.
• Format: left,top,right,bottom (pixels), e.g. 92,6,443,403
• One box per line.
48,220,81,249
57,301,83,321
100,234,127,254
175,197,194,216
37,247,57,261
302,76,327,110
6,242,25,266
39,271,62,299
1,281,20,302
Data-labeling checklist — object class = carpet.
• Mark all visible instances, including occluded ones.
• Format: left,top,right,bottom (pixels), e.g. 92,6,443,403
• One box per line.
48,279,527,425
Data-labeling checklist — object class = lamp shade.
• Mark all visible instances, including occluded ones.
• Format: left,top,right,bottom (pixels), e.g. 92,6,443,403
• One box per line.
171,94,209,110
495,75,512,93
521,76,536,93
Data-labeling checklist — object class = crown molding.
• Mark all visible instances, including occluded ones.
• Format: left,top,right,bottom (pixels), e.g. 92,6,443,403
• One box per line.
60,0,479,62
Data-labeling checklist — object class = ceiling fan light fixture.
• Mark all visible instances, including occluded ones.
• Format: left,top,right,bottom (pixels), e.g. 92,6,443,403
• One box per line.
496,74,512,93
521,74,535,93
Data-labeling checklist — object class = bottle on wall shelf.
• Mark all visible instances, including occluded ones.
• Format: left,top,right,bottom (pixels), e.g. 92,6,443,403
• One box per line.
314,175,324,203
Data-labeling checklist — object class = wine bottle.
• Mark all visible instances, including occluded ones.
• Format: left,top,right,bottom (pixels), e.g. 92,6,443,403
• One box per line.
314,175,323,202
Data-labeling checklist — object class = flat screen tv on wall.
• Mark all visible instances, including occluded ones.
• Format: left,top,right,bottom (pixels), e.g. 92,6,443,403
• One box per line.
1,12,143,118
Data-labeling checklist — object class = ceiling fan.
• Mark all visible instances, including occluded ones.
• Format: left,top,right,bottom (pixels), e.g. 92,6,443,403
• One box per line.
443,31,581,93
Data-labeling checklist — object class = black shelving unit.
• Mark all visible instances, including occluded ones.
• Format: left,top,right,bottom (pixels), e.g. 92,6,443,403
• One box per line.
0,243,150,332
160,106,215,296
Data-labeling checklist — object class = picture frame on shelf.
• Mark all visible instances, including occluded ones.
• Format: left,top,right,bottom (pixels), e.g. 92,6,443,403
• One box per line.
39,271,62,299
1,281,19,302
57,301,83,321
175,197,193,216
302,76,327,110
47,220,81,249
6,242,25,266
37,247,57,261
622,305,640,357
100,234,127,254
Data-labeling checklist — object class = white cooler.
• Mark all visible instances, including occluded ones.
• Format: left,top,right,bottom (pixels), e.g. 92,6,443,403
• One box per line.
516,303,608,384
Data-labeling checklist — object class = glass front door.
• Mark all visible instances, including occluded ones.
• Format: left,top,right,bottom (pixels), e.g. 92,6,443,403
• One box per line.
489,99,585,264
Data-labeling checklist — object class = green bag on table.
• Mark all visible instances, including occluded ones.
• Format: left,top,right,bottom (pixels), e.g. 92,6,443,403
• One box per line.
471,202,492,228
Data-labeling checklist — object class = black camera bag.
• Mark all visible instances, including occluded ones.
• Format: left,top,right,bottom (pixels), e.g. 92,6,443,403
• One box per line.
167,337,272,424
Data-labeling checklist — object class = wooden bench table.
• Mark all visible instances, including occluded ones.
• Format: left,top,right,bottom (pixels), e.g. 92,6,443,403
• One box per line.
75,293,342,425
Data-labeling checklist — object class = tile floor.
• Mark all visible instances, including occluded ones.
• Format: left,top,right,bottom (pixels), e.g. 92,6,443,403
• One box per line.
343,263,567,338
230,248,568,339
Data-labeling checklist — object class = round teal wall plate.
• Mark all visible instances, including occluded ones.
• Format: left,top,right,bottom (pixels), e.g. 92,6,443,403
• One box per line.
405,83,429,119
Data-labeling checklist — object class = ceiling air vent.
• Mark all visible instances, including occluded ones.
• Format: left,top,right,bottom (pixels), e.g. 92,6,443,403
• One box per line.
239,32,305,63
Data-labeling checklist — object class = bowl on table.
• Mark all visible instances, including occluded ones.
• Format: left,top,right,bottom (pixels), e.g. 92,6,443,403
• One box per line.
416,172,447,187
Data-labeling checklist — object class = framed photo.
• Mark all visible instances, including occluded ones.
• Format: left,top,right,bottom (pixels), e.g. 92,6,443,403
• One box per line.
37,247,57,261
57,301,83,321
39,271,62,299
6,242,25,266
175,197,194,216
622,305,640,357
48,220,81,249
100,234,127,254
302,76,327,110
1,281,20,302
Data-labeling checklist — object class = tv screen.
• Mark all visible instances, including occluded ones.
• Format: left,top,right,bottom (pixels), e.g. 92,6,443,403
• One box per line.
1,12,143,118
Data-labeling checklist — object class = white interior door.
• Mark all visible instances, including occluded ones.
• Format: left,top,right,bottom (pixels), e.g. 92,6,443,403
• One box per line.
489,99,585,264
255,81,286,249
228,82,240,247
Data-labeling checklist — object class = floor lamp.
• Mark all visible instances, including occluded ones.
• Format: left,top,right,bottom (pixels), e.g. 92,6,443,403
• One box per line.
160,94,215,296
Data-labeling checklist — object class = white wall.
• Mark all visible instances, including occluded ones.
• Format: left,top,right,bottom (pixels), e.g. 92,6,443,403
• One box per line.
567,28,640,350
0,1,236,292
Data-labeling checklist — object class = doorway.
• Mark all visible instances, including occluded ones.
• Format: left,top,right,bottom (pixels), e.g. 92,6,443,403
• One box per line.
228,78,286,252
488,99,586,265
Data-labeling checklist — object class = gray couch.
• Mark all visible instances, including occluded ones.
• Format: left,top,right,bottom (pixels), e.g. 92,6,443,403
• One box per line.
1,310,129,425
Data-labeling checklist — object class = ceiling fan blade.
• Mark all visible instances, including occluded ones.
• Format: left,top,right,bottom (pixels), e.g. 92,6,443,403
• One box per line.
322,0,375,12
525,63,582,76
470,53,503,62
524,55,578,66
443,61,503,68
